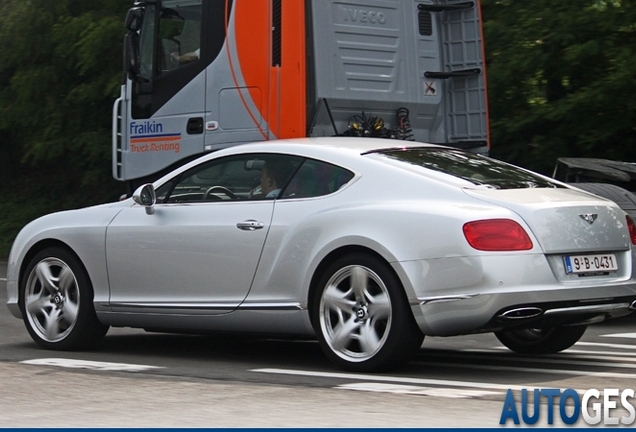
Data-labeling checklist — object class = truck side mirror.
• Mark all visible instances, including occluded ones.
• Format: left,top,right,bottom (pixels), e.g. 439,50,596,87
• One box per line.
124,32,141,80
123,6,145,80
133,184,157,215
125,7,144,32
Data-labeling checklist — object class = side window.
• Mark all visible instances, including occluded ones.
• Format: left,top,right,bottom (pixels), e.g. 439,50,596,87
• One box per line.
158,1,202,74
161,154,303,203
281,159,354,199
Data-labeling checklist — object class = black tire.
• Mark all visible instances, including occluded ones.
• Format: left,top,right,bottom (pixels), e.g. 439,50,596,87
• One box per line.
19,247,109,350
311,253,424,372
495,325,587,354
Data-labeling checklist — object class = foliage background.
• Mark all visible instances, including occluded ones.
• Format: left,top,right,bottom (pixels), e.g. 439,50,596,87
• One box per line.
0,0,635,257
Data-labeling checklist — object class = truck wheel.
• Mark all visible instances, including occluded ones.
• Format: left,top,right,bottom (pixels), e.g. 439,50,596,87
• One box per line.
495,325,587,354
312,253,424,372
20,247,109,350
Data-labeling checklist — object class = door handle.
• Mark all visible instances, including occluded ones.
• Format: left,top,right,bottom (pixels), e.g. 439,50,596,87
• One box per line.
236,220,265,231
187,117,204,134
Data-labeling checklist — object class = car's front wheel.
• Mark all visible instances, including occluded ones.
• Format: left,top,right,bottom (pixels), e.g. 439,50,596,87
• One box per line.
312,253,424,372
20,247,109,350
495,325,587,354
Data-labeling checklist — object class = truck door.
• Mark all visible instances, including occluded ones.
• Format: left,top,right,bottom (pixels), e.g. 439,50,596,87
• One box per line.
203,0,273,150
115,0,208,185
115,0,279,186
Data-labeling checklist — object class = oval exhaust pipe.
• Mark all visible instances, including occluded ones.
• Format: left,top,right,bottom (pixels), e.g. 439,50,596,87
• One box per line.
498,307,543,321
630,300,636,310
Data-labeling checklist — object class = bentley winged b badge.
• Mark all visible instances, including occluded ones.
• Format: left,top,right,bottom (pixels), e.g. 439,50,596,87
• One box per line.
579,213,598,224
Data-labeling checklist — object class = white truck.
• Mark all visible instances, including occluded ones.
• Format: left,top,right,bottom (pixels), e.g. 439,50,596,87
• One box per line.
113,0,489,192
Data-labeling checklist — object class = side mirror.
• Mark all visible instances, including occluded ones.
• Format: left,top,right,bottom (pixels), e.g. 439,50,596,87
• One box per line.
133,183,157,215
124,32,141,79
124,6,144,32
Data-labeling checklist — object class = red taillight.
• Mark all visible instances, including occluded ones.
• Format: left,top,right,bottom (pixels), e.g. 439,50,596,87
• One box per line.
463,219,533,251
626,216,636,245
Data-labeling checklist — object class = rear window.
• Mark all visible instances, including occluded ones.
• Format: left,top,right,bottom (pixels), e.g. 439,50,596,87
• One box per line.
369,148,563,190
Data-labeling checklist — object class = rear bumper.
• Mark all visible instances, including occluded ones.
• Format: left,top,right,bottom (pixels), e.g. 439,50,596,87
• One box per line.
394,254,636,336
411,289,636,336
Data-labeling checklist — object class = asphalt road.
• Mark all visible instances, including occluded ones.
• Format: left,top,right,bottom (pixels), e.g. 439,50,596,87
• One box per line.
1,260,635,427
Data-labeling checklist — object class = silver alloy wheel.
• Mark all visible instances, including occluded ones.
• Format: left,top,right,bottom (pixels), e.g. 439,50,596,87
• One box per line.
319,264,392,362
24,257,80,343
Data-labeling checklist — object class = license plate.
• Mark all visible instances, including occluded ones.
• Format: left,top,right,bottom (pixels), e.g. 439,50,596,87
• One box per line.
564,254,618,274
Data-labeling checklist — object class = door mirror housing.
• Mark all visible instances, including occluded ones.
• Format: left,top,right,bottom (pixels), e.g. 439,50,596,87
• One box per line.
125,6,144,32
124,31,141,79
133,183,157,215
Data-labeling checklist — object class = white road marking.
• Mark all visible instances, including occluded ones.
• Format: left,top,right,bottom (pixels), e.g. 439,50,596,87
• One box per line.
432,348,636,363
252,368,538,391
0,277,7,282
576,341,636,350
562,350,636,360
21,358,163,372
336,383,503,398
601,332,636,339
417,361,636,378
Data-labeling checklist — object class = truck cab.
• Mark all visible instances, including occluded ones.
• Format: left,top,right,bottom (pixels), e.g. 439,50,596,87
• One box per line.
113,0,489,191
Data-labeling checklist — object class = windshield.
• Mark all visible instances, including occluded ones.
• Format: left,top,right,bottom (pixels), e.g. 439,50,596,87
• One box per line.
136,0,202,80
369,148,563,189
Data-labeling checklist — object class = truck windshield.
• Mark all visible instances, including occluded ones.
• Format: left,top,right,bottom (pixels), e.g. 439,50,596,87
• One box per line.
137,6,156,80
137,0,202,79
368,148,563,190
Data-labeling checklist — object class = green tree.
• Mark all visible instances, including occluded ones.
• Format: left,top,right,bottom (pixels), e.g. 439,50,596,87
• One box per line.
0,0,130,256
483,0,636,174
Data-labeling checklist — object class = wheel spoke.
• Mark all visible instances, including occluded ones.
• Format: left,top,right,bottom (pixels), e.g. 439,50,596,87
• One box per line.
359,321,381,354
57,266,75,297
43,308,62,341
330,318,360,352
323,283,355,314
25,292,52,315
34,261,58,294
367,291,390,321
350,266,369,304
62,297,79,325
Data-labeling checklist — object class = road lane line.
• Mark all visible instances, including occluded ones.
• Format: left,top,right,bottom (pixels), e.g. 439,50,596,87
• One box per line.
21,358,163,372
252,368,544,391
335,383,503,398
576,341,636,350
461,347,636,357
561,350,636,360
424,348,636,369
416,361,636,378
601,332,636,339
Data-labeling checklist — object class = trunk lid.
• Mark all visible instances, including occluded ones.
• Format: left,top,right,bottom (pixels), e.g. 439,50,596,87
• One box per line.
463,187,630,254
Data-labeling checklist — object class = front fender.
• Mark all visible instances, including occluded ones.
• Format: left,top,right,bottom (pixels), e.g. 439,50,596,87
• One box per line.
6,206,124,317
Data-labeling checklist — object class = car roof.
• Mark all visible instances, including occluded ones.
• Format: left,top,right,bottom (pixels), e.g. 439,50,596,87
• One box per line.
220,137,440,154
153,137,446,187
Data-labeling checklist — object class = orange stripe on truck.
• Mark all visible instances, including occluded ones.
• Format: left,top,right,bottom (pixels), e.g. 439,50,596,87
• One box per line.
231,0,307,140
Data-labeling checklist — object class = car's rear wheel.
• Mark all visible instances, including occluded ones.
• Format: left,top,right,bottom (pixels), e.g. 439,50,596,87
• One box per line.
495,325,587,354
20,247,108,350
312,253,424,372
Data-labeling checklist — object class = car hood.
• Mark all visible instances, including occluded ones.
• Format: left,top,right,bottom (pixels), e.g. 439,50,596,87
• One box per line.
463,187,630,254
